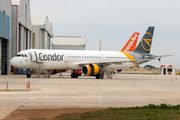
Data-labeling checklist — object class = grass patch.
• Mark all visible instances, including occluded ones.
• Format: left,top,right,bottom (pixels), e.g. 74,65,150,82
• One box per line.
31,104,180,120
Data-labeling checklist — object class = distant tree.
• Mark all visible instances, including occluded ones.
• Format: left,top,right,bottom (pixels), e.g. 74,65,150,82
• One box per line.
144,65,156,69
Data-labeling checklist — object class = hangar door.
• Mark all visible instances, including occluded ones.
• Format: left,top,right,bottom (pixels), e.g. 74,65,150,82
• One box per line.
1,39,7,75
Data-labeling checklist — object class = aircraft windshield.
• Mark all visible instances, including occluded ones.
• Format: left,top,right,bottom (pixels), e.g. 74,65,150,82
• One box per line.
15,54,27,57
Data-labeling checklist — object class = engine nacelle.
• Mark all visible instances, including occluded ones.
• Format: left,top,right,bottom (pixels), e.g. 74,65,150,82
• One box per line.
82,63,100,76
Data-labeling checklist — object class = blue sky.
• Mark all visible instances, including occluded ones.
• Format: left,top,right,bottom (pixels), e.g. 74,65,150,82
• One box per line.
30,0,180,68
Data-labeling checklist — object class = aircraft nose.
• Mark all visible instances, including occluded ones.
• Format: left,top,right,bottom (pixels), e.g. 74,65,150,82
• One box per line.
10,58,16,67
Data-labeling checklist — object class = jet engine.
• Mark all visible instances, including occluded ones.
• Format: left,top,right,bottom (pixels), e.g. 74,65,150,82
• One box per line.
82,63,100,76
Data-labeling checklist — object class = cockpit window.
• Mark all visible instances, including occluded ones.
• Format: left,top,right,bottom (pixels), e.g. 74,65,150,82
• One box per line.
15,54,21,57
15,54,28,57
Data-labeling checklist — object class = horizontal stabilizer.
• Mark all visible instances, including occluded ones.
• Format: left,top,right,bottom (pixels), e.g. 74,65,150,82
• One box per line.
144,55,172,59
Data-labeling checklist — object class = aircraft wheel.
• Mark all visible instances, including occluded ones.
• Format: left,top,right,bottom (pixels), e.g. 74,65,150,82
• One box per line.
26,74,31,78
74,73,78,78
26,69,31,78
71,73,79,78
96,76,100,79
96,74,104,79
71,73,74,78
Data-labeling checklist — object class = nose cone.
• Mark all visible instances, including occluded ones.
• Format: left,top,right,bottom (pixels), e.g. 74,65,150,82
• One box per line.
10,58,16,67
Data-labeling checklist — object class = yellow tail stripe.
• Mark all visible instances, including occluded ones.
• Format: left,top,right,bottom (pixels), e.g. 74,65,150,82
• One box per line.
120,51,137,66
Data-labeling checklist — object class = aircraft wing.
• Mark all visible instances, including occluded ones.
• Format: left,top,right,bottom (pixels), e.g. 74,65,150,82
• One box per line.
77,55,172,67
78,59,151,67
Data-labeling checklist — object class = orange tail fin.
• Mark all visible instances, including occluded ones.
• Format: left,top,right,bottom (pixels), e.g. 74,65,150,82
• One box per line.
121,32,139,52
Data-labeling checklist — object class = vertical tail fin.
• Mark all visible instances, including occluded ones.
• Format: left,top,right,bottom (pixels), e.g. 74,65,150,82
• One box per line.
121,32,139,52
134,26,154,54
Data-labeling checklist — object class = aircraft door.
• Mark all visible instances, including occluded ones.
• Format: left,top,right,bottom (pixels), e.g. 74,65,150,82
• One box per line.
100,54,104,62
63,52,68,62
30,51,37,62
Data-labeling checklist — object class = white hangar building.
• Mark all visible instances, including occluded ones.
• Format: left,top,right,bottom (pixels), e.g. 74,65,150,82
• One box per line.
52,36,86,50
31,16,53,49
11,0,32,57
0,0,11,75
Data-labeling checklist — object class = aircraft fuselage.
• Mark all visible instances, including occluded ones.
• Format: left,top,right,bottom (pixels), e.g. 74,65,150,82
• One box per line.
10,49,144,70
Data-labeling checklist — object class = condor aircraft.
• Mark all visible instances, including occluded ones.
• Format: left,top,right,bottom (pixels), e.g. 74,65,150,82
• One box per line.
63,32,139,77
10,26,167,79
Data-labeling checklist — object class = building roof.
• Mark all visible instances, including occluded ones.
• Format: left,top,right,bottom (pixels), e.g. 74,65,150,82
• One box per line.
31,16,46,26
11,0,21,5
31,16,53,37
52,36,86,46
12,0,29,6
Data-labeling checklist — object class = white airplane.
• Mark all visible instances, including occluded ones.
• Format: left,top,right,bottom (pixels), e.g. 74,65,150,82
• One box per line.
10,26,168,79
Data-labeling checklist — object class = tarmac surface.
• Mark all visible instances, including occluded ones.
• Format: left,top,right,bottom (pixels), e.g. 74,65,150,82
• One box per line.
0,73,180,119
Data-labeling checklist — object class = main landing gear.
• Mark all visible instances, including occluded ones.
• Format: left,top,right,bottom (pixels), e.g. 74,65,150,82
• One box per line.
71,71,81,78
96,71,113,79
95,72,104,79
